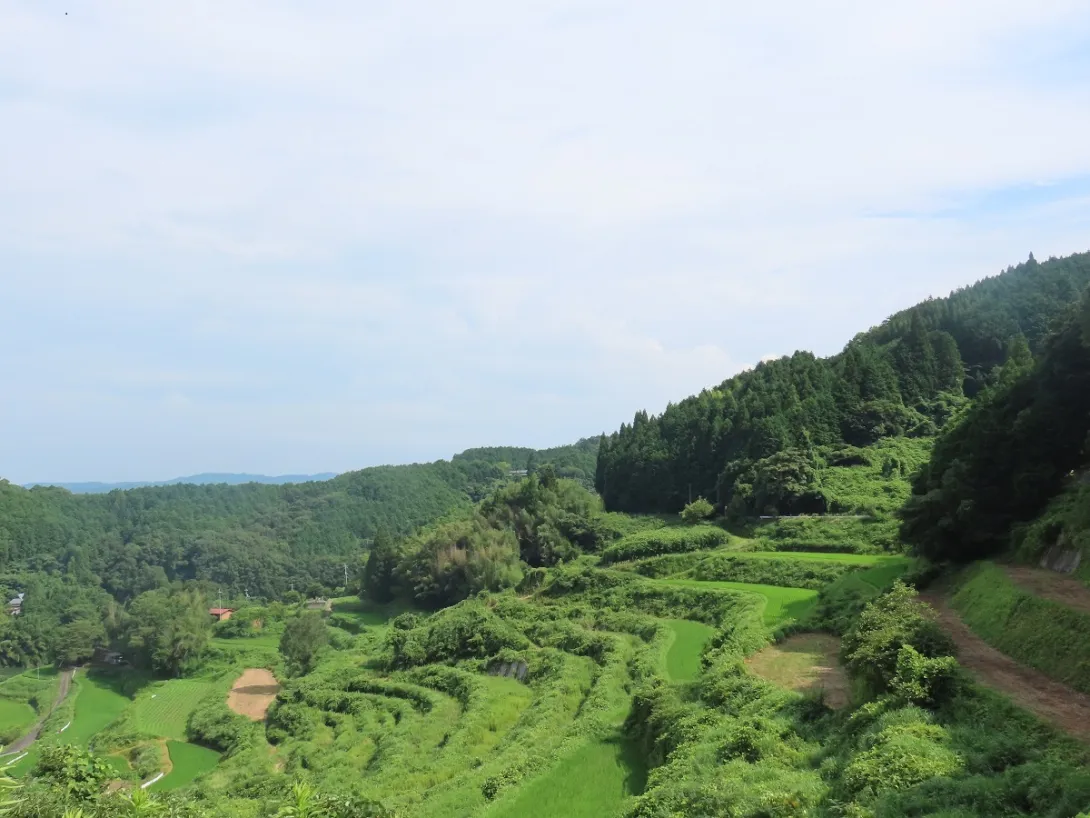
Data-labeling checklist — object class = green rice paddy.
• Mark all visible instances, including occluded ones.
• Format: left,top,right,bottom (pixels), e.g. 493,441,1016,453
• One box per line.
664,619,716,682
132,679,214,740
658,579,819,626
67,672,132,747
488,733,646,818
149,740,221,791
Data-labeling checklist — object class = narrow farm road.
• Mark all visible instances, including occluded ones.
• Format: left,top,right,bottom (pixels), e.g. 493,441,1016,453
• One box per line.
1001,564,1090,615
922,594,1090,742
1,667,76,756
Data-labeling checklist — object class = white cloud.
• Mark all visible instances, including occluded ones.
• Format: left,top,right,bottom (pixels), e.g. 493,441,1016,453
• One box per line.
1,0,1090,480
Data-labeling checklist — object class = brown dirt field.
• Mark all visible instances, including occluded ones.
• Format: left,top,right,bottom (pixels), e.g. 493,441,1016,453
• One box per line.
1002,564,1090,615
745,633,850,709
227,668,281,721
922,593,1090,742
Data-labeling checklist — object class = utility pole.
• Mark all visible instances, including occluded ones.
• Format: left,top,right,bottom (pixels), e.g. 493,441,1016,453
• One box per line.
343,564,349,588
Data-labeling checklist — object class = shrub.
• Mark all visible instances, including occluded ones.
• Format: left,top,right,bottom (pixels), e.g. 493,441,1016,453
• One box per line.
841,581,955,695
599,526,729,564
842,721,962,796
680,497,716,524
387,600,530,669
890,645,961,708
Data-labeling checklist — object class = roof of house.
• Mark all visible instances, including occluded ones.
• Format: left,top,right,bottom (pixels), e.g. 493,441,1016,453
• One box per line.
7,594,24,606
209,607,235,615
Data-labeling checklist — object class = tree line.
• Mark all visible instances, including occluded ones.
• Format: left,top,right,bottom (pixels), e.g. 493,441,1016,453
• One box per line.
595,252,1090,516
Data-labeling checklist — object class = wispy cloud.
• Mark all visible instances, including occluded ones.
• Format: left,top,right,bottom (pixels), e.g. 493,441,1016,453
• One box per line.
2,0,1089,482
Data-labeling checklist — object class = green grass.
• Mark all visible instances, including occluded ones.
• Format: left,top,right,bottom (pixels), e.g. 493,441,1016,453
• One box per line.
132,680,215,741
731,551,904,564
664,619,716,682
658,579,818,626
951,561,1090,694
67,672,134,747
0,667,26,684
0,698,36,740
487,733,646,818
600,525,731,564
149,740,220,791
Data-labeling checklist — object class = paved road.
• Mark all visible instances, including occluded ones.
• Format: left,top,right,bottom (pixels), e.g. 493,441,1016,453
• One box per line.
1,667,76,756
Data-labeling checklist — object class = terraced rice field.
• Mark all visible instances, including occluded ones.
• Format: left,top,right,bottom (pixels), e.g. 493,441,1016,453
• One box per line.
488,734,646,818
67,672,132,746
132,679,214,740
664,619,716,682
658,579,819,626
731,551,908,565
149,740,221,791
745,633,850,708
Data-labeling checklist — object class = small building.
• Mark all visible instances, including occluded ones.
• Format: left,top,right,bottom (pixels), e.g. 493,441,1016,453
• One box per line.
209,607,235,622
6,593,24,616
304,598,332,613
93,648,126,666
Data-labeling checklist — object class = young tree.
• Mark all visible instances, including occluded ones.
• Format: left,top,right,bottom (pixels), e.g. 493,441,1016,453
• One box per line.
680,497,715,524
280,612,328,676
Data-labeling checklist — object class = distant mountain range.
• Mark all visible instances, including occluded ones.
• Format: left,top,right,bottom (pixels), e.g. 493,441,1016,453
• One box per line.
24,472,339,493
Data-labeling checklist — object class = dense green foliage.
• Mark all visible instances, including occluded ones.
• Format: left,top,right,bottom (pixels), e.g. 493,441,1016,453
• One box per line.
598,526,730,564
453,438,600,487
125,587,212,676
597,252,1090,514
903,287,1090,562
279,612,329,676
630,551,881,589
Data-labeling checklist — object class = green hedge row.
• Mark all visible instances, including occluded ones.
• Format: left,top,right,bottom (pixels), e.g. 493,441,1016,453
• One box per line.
599,526,730,564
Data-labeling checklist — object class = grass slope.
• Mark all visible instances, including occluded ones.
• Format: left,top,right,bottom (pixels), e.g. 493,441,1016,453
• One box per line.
951,561,1090,694
0,698,36,743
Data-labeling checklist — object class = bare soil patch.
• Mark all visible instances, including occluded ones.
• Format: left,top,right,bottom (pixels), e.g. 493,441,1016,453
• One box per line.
1002,564,1090,615
745,633,849,709
922,593,1090,741
227,669,280,721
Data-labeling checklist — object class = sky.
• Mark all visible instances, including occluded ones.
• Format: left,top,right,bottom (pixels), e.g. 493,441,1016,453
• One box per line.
2,1,1090,484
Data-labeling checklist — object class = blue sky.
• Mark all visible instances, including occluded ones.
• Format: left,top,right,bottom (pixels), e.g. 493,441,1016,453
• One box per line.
2,1,1090,483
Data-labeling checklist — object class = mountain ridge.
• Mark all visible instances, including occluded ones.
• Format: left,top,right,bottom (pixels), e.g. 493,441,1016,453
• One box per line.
23,472,340,494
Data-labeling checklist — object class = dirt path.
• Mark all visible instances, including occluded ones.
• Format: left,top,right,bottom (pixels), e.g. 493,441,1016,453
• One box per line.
227,668,280,721
1001,564,1090,615
922,594,1090,741
745,633,850,709
1,667,76,756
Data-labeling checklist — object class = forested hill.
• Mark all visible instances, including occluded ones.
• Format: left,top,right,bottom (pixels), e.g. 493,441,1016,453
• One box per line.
0,441,597,601
452,438,598,484
595,251,1090,514
902,285,1090,567
23,472,339,493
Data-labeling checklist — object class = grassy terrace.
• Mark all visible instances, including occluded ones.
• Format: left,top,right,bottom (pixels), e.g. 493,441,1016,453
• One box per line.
656,578,819,626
